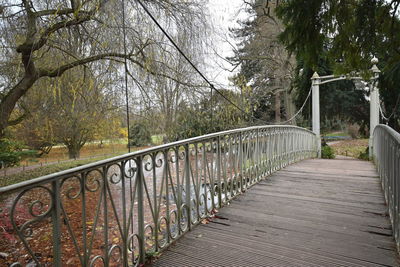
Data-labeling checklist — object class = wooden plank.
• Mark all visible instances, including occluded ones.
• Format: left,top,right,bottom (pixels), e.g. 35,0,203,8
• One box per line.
152,159,399,266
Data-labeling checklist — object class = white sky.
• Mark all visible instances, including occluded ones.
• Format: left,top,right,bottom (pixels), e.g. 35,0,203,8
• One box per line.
206,0,248,89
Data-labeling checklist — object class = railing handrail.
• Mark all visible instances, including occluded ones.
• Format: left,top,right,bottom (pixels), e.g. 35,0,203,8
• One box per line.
1,124,317,266
0,125,314,194
373,124,400,253
374,124,400,143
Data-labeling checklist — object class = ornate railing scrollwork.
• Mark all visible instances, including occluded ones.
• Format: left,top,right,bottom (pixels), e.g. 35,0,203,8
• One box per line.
0,125,316,266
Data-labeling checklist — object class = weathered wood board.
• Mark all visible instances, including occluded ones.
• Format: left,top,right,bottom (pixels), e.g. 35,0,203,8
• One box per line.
152,158,399,267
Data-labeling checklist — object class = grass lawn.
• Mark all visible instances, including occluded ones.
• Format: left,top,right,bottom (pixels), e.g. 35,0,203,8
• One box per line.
329,139,369,159
0,141,153,187
19,142,130,167
0,154,128,187
323,132,350,137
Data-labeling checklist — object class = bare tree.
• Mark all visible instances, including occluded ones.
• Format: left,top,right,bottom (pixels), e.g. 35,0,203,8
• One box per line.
0,0,209,137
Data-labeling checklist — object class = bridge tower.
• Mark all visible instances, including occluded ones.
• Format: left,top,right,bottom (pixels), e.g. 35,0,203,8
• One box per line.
311,58,380,158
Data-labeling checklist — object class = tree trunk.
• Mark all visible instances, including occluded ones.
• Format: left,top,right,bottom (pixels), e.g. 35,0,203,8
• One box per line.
275,91,281,123
0,74,38,137
67,144,82,159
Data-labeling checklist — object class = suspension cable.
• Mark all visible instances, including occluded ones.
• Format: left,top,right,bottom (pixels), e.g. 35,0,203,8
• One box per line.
136,0,310,126
136,0,257,118
278,86,312,125
122,0,131,152
379,94,400,123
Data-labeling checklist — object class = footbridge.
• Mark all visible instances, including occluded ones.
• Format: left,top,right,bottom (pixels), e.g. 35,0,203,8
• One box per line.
0,124,399,266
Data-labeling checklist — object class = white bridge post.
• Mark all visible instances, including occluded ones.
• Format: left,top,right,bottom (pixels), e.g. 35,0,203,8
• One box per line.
311,72,321,158
369,57,381,158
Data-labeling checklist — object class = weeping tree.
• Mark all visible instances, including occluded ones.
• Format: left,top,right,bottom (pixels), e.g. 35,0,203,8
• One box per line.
14,65,120,159
136,28,211,141
0,0,209,138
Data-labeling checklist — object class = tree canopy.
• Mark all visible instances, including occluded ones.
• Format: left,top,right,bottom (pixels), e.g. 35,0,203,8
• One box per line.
229,0,297,123
277,0,400,131
0,0,209,137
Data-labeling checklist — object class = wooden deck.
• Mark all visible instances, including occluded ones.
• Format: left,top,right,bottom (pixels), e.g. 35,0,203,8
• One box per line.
152,158,399,267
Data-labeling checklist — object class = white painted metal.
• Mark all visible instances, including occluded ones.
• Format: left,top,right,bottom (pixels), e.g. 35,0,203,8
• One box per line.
310,58,380,159
373,124,400,251
369,58,381,157
311,72,321,157
0,125,318,266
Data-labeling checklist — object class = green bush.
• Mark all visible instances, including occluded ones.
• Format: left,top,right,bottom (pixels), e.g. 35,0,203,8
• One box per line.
321,145,335,159
167,109,211,141
166,101,245,142
0,138,37,168
358,147,370,161
129,121,152,147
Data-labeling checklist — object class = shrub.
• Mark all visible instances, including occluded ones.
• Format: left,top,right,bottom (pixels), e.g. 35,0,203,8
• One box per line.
321,145,335,159
0,138,37,168
166,108,211,142
358,147,370,161
129,121,152,147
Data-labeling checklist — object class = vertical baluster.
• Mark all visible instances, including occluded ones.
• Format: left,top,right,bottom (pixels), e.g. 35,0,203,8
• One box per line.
129,160,135,263
202,142,207,213
216,137,222,208
229,135,234,199
273,130,276,171
102,167,109,266
283,129,286,166
276,129,279,168
52,179,62,266
209,141,215,209
277,129,281,169
175,148,181,232
152,153,159,251
137,156,145,264
391,141,394,222
271,130,275,171
81,173,88,266
222,137,228,204
268,131,272,173
184,144,191,230
164,150,170,245
292,130,295,162
386,135,389,203
239,132,244,192
294,131,297,161
194,143,200,222
120,163,127,267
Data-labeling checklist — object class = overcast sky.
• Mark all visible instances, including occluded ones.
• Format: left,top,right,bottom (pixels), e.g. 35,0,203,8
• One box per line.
206,0,248,89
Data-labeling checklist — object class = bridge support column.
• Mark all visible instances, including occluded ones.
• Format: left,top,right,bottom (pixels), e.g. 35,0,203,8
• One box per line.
369,58,381,158
312,72,321,158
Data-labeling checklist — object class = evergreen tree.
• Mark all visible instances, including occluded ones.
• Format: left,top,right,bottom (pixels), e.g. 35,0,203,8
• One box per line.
229,0,297,123
277,0,400,131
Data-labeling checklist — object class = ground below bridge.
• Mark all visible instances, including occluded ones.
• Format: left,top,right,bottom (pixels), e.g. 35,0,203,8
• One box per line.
152,158,399,267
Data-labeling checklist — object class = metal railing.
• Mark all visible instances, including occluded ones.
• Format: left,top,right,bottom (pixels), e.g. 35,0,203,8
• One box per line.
0,125,317,266
373,124,400,252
